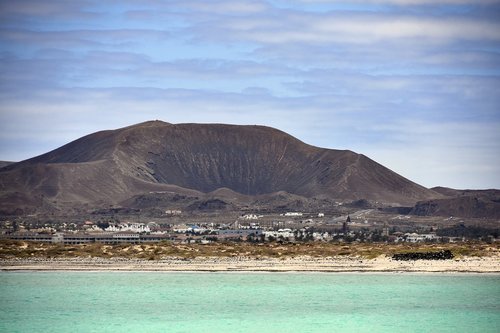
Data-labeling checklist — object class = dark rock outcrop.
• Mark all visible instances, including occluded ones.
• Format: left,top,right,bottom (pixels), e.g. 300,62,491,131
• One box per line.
392,250,454,261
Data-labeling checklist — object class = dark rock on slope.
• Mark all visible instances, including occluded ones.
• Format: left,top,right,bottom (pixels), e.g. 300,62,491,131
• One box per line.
392,250,454,261
0,120,441,215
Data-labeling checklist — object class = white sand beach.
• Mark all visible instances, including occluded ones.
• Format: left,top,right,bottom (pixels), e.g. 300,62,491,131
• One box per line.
1,255,499,273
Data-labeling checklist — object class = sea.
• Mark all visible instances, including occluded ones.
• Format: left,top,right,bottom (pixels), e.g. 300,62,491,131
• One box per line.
0,272,499,333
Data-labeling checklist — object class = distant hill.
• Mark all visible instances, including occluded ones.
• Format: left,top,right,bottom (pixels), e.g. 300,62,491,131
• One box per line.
0,161,14,169
0,120,441,215
410,187,500,218
431,187,500,199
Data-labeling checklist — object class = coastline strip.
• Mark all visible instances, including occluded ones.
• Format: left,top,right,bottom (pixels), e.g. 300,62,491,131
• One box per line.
1,256,499,273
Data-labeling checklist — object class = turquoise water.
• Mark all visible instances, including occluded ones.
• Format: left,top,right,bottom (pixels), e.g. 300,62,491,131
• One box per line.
0,272,499,333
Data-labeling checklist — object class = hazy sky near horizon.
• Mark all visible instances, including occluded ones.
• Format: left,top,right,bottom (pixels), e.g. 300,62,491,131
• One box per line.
1,0,499,189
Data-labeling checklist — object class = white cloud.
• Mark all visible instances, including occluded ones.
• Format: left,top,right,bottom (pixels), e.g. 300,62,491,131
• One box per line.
0,1,91,17
217,14,500,44
0,29,171,48
183,0,269,14
295,0,500,5
314,17,500,41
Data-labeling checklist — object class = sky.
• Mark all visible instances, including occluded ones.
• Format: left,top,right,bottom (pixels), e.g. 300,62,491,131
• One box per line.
0,0,499,190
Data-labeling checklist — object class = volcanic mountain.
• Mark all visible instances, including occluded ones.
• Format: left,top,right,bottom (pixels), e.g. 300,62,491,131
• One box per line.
0,120,440,214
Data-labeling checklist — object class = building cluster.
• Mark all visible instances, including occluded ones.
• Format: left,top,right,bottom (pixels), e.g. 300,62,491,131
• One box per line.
0,211,493,244
105,222,152,233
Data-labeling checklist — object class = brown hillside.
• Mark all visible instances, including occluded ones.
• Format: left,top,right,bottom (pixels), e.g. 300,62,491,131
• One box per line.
0,120,440,214
412,188,500,218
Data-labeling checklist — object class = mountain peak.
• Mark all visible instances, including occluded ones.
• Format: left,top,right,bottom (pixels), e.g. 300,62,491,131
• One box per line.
0,121,441,214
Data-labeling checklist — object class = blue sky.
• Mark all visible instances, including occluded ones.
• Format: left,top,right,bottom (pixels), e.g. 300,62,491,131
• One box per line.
1,0,499,189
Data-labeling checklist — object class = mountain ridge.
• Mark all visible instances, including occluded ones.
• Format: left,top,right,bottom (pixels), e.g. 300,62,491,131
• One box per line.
412,187,500,218
0,120,442,215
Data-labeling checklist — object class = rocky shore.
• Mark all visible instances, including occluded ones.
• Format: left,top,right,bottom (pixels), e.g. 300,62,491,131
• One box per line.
1,255,499,273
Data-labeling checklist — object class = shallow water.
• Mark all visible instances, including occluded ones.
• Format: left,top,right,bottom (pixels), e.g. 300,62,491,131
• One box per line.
0,272,499,333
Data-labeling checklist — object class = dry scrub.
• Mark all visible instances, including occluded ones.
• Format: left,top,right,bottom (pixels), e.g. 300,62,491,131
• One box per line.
0,240,498,260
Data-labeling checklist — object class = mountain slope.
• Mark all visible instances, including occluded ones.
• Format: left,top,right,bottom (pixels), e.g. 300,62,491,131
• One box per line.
0,161,14,169
0,120,440,214
410,187,500,218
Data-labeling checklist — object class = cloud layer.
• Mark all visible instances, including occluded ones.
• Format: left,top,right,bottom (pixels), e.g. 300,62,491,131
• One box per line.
1,0,499,189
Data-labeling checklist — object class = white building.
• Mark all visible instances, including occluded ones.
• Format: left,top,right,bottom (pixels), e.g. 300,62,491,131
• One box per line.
404,233,440,243
284,212,303,217
264,229,295,239
106,223,150,233
242,214,260,220
172,224,190,233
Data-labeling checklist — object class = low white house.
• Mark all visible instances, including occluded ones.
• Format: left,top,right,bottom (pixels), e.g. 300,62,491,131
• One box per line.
106,223,150,233
404,233,440,243
284,212,303,217
264,229,294,239
172,224,190,233
242,214,260,220
312,232,331,241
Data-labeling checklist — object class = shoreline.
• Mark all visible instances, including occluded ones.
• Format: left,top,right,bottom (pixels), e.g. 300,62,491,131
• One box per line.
2,255,499,273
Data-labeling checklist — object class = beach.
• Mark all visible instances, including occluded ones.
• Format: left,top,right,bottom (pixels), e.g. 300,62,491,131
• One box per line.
2,241,499,273
1,255,499,273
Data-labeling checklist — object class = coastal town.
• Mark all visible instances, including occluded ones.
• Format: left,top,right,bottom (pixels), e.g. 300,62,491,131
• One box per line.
1,208,497,245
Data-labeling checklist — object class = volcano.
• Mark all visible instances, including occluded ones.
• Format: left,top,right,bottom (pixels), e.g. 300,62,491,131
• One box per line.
0,120,440,214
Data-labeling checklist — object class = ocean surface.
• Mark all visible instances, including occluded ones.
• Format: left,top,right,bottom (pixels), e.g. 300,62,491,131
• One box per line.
0,272,499,333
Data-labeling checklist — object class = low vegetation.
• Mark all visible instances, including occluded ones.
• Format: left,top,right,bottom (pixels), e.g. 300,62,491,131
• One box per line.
0,240,498,260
